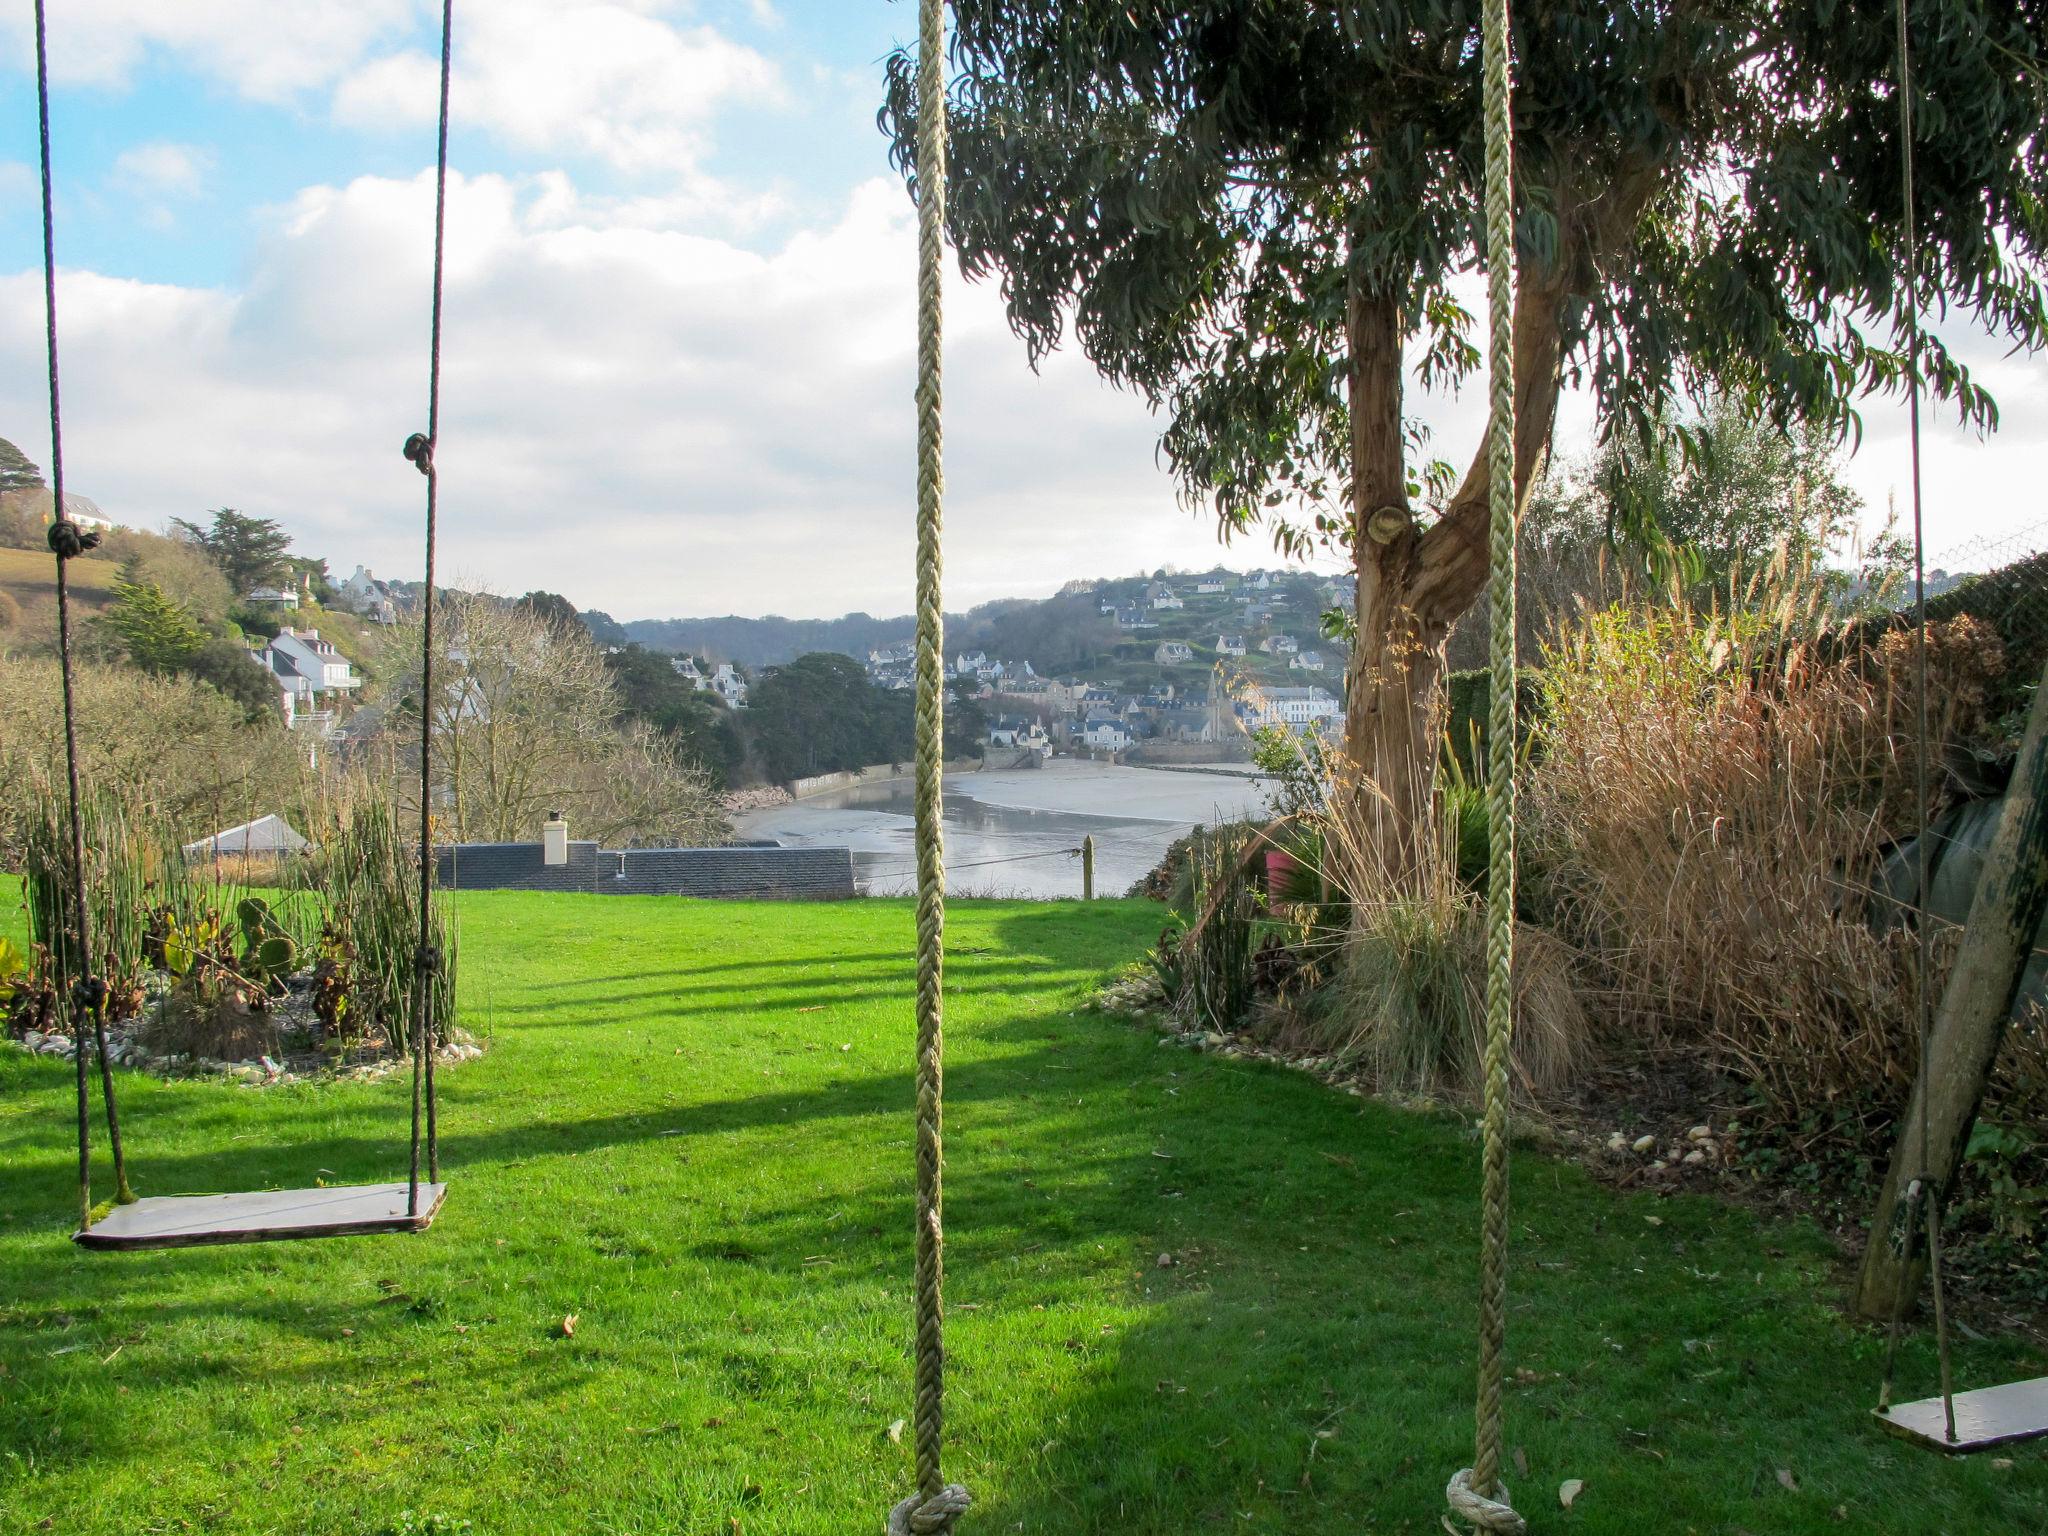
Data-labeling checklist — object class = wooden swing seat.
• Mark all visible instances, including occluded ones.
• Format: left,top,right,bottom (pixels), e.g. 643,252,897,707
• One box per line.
73,1182,447,1251
1874,1376,2048,1454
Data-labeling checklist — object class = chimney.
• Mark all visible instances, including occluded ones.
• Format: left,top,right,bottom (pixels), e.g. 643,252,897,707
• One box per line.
543,810,569,867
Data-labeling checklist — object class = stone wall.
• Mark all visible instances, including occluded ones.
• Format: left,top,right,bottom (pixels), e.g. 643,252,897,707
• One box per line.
436,841,856,899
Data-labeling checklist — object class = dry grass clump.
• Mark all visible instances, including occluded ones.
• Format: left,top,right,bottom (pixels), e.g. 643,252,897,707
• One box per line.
1528,575,2007,1115
1281,757,1590,1102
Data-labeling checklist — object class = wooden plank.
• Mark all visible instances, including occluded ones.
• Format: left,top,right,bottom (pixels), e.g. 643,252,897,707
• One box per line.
1874,1377,2048,1454
74,1182,447,1251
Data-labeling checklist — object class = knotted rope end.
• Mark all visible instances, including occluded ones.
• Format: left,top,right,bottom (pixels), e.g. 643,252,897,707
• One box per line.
885,1483,971,1536
47,519,101,560
403,432,434,475
1446,1469,1525,1535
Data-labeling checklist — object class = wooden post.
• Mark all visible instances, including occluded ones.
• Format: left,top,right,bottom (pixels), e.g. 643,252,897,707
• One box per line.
1081,834,1095,900
1855,655,2048,1320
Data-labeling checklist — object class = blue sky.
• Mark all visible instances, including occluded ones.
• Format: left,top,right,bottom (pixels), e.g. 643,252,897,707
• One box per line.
2,4,912,288
0,3,2039,621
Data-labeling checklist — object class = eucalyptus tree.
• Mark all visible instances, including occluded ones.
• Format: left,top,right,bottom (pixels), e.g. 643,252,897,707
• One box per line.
884,1,2048,840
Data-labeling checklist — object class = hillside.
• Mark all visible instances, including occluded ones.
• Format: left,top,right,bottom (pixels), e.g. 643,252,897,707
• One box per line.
0,544,121,648
609,568,1351,693
618,610,918,667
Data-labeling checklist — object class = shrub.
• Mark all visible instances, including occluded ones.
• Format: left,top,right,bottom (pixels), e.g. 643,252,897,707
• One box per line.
1307,893,1586,1100
1526,587,2020,1118
1152,823,1261,1031
16,783,161,1025
309,797,454,1056
1282,772,1589,1100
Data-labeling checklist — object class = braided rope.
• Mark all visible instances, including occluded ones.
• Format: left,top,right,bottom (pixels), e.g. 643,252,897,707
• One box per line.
1447,1469,1528,1536
899,0,967,1531
1453,0,1522,1526
34,0,133,1227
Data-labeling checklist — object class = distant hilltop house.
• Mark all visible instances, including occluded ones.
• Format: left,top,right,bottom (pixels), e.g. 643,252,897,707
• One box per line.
339,565,400,625
244,582,301,609
1260,633,1299,656
1154,640,1194,666
1289,650,1327,672
1216,634,1247,657
1115,604,1158,632
1193,574,1228,595
666,654,747,706
249,627,360,729
1149,583,1184,610
5,486,115,532
710,661,748,707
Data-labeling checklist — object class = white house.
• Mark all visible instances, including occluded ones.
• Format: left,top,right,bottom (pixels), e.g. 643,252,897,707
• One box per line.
1241,684,1340,730
252,628,359,701
1149,584,1184,611
339,565,399,625
1154,640,1194,665
672,655,706,687
1082,716,1131,750
1194,575,1228,595
1260,633,1300,656
1289,650,1327,672
245,584,300,609
1216,634,1247,657
710,662,748,708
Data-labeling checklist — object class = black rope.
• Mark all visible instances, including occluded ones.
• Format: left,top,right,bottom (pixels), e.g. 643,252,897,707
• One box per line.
34,0,132,1227
1877,0,1958,1443
407,0,456,1217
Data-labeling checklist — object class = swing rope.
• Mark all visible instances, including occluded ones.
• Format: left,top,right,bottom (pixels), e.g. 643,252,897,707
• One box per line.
1447,0,1523,1528
887,0,970,1531
34,0,134,1230
402,0,456,1217
1876,0,1960,1439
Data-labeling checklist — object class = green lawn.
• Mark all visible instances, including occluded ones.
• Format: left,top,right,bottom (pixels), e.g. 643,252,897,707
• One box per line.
1,885,2042,1534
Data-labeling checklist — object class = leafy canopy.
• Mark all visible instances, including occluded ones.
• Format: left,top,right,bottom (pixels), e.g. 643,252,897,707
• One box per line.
884,2,2048,549
172,508,294,594
0,436,44,496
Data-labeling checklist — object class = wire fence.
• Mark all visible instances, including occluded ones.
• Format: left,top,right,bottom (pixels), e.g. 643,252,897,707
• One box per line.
1917,516,2047,730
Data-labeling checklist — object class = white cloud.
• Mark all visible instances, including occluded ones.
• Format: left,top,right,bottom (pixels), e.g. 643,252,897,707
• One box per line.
333,2,785,174
112,141,212,198
2,1,414,101
3,163,2036,627
0,170,1285,620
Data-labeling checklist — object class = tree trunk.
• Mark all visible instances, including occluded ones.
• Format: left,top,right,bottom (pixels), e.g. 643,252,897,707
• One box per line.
1853,653,2048,1321
1340,265,1566,874
1341,283,1437,872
